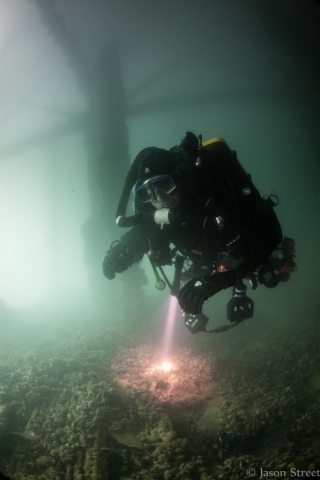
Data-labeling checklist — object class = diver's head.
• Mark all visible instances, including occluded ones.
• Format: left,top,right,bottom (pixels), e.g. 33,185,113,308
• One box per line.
135,148,182,210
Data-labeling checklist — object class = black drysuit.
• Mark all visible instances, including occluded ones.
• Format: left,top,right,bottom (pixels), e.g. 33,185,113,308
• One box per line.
118,140,282,281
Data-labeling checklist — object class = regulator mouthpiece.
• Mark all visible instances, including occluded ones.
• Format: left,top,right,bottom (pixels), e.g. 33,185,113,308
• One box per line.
154,208,171,225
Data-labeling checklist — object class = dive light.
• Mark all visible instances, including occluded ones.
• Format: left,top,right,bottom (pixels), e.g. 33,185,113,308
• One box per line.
227,281,254,323
183,311,209,334
170,255,184,297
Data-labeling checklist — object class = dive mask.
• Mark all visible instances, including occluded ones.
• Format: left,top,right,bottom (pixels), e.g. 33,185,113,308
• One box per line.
135,174,177,203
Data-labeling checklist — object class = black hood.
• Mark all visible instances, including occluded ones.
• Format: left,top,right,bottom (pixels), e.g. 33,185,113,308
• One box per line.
138,148,179,183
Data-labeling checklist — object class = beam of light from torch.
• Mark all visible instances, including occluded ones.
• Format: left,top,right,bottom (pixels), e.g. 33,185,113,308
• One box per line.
161,295,178,358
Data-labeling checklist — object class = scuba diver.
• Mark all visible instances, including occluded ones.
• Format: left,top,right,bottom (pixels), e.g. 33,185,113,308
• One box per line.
103,132,296,334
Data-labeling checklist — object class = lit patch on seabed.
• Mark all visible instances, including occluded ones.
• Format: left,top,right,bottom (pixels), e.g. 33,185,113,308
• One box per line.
112,344,214,404
112,297,214,403
147,360,177,374
158,361,173,372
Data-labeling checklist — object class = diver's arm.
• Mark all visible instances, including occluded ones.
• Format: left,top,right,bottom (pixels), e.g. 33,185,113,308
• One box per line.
103,240,134,279
103,223,170,279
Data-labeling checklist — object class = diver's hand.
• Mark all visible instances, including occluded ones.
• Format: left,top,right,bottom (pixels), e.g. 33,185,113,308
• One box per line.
178,270,237,314
103,241,132,280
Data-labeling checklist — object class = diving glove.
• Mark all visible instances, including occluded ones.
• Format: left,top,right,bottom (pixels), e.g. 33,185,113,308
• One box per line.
178,270,237,315
103,241,133,280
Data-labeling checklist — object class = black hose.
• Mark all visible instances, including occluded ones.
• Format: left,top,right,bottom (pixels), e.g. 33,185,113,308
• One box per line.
116,147,156,220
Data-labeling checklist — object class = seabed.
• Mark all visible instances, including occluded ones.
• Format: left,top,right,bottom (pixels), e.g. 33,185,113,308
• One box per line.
0,318,319,480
